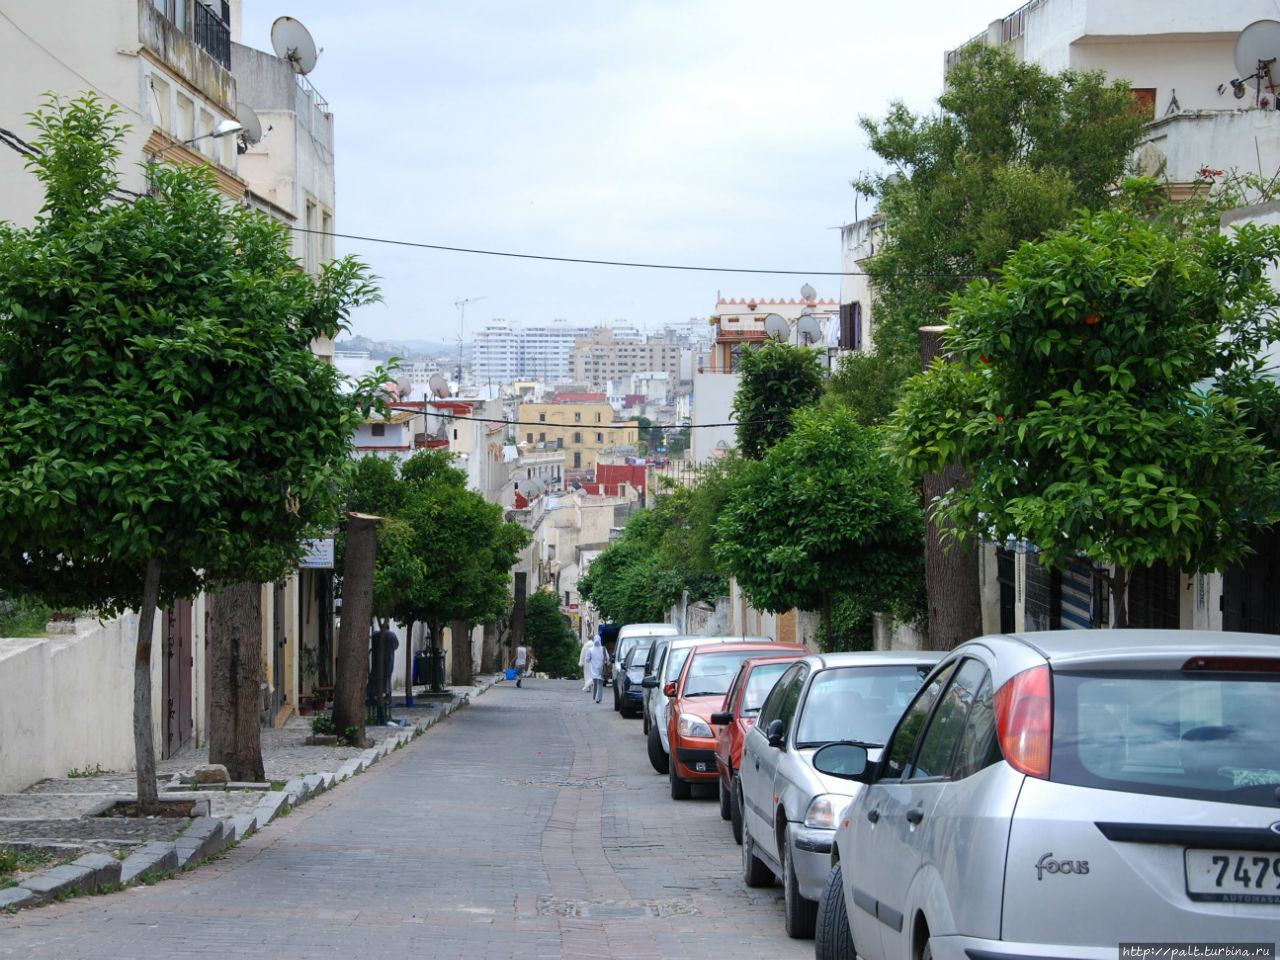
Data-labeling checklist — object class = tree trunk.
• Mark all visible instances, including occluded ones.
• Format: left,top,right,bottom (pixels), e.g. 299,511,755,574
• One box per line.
133,556,163,813
920,325,984,651
426,618,444,693
480,620,501,674
334,512,379,746
451,619,473,686
1109,566,1130,628
207,582,265,782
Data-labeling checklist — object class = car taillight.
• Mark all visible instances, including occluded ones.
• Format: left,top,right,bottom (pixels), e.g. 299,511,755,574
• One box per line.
995,664,1052,779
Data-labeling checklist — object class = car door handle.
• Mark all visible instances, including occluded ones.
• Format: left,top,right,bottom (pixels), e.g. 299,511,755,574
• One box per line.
866,809,880,824
905,808,923,825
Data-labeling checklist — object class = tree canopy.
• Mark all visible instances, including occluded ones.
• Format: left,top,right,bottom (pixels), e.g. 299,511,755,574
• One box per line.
887,205,1280,625
716,407,925,646
731,341,825,459
524,587,578,678
855,44,1145,375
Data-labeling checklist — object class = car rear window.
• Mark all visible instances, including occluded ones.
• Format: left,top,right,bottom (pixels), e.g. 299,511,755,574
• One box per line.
682,650,773,698
743,663,792,714
795,664,933,749
1052,669,1280,806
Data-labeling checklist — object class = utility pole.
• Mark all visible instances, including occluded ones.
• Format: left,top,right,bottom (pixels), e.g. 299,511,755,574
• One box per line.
454,296,487,389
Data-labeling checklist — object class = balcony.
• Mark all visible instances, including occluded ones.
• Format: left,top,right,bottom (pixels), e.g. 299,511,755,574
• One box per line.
139,0,234,109
193,1,231,70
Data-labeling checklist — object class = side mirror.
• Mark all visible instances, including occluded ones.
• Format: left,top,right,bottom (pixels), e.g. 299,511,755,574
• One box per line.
766,718,785,748
641,676,658,689
710,711,732,726
812,742,872,781
663,680,677,697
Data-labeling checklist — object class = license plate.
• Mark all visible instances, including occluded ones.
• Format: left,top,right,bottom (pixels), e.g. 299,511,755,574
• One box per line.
1185,849,1280,903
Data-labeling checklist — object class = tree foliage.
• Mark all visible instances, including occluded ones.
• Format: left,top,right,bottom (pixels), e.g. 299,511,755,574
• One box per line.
716,407,925,646
524,588,578,678
887,206,1280,625
731,341,824,459
855,45,1145,371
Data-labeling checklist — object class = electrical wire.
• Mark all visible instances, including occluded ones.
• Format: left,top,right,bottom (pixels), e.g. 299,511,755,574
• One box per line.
399,408,780,430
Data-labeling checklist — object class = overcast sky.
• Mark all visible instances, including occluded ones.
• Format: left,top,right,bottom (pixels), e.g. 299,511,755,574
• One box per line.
238,1,1018,346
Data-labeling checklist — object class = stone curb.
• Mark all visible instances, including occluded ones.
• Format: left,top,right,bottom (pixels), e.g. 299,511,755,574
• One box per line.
3,676,495,913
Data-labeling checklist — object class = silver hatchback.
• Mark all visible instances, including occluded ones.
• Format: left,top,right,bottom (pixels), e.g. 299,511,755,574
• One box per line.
813,630,1280,960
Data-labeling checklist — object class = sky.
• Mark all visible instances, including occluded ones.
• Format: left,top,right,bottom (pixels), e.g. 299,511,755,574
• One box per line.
237,1,1019,347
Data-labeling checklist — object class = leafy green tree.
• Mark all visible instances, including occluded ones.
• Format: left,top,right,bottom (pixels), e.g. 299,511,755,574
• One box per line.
731,341,824,459
524,588,577,678
887,206,1280,626
0,94,379,807
822,351,917,427
716,407,925,646
856,44,1145,372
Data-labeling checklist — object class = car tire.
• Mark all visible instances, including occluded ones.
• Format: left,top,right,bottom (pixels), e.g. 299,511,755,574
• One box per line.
783,835,818,938
647,723,669,774
669,761,692,800
643,712,649,735
613,680,621,711
730,774,744,845
620,699,634,719
741,817,773,888
718,775,732,820
815,862,854,960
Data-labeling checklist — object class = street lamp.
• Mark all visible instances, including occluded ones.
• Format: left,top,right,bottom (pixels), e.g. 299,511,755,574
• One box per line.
147,119,244,164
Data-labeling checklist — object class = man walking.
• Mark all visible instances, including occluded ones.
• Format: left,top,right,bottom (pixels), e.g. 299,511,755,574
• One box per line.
585,636,606,703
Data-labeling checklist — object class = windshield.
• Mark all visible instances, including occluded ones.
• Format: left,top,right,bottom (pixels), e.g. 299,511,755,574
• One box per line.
794,664,933,748
1051,669,1280,807
681,649,773,698
625,640,654,675
742,662,792,714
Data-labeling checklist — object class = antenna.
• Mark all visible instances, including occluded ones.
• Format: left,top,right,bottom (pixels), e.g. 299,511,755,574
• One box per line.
271,16,319,75
234,102,263,153
454,296,486,386
764,313,790,341
1230,20,1280,107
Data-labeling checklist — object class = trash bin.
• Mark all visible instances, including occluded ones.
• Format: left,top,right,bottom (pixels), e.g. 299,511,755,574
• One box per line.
413,650,431,687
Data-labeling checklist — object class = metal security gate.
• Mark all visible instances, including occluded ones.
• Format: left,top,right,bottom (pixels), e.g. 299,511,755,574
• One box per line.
161,599,193,759
996,546,1016,633
271,581,286,722
1025,556,1060,631
1223,526,1280,633
1061,556,1107,629
1128,560,1180,629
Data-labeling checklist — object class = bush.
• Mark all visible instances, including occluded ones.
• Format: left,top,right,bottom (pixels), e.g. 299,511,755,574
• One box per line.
0,593,53,637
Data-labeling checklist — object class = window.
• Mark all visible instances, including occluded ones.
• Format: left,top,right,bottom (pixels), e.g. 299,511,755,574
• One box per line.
526,433,533,443
794,664,933,748
539,414,546,422
573,452,581,468
574,412,582,422
596,432,603,443
595,413,602,423
573,432,581,443
539,432,546,443
175,93,195,141
909,658,989,780
371,423,386,437
758,663,808,733
881,661,955,780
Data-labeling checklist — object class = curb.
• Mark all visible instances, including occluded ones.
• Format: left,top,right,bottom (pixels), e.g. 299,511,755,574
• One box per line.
2,675,495,913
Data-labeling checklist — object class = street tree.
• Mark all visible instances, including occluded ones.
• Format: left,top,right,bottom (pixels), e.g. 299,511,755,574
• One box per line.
0,95,379,804
524,587,577,678
715,407,925,646
731,341,824,459
887,206,1280,626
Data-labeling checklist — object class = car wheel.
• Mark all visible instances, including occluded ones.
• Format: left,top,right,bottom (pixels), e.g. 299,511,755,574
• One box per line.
815,862,854,960
613,682,621,711
718,775,732,820
643,712,649,735
741,816,773,888
620,699,633,719
669,761,692,800
783,835,818,938
647,723,669,774
730,774,744,845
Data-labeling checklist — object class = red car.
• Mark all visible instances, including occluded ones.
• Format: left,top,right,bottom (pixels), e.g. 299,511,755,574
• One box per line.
666,642,806,801
711,653,807,842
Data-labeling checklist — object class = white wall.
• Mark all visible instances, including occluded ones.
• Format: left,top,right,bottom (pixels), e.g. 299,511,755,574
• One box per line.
690,370,740,463
0,614,160,792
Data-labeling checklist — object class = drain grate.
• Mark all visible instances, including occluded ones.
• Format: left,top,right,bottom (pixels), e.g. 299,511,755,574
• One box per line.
500,777,607,789
538,896,699,919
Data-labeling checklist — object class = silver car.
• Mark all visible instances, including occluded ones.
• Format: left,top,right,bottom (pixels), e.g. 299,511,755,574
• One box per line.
739,651,941,939
813,630,1280,960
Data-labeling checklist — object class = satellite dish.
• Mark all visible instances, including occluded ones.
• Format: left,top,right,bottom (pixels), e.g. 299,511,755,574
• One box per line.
764,313,790,341
271,16,319,75
235,102,263,147
395,377,412,400
796,316,822,345
800,283,817,302
1234,20,1280,93
429,374,449,398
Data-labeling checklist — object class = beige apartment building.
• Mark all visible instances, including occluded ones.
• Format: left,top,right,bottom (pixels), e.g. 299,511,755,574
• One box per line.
518,397,638,475
569,328,683,395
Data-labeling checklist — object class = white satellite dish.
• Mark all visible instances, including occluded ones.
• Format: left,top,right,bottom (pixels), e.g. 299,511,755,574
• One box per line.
395,377,412,400
800,283,817,302
796,315,822,345
764,313,790,341
1234,20,1280,97
429,373,450,398
234,101,263,150
271,16,319,76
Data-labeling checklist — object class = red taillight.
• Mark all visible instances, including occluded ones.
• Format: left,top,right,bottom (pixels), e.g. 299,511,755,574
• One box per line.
995,664,1052,779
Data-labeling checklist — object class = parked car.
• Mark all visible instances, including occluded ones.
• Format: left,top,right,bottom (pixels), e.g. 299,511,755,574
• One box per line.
711,653,808,842
740,651,941,939
616,640,656,718
612,623,677,711
642,636,773,774
667,641,806,800
812,630,1280,960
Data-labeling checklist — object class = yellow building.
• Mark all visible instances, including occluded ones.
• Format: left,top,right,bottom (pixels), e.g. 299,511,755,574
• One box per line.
518,395,638,474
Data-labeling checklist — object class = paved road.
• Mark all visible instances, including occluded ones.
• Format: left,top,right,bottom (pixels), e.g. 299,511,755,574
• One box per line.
1,678,811,960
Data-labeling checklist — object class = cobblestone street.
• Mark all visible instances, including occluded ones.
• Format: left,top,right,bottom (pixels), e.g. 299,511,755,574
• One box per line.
0,678,810,959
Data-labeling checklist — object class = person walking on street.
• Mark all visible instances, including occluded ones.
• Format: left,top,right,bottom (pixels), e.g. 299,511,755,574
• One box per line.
586,636,606,703
512,644,532,688
578,634,594,692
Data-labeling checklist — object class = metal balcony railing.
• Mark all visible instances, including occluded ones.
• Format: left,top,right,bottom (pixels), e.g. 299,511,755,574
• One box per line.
193,1,231,70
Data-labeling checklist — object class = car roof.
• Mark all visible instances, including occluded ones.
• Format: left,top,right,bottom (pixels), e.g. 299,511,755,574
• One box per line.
617,623,679,639
970,629,1280,669
665,635,773,652
796,649,945,671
